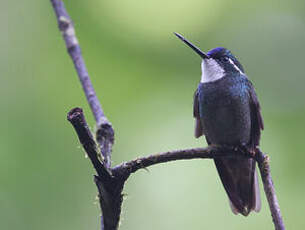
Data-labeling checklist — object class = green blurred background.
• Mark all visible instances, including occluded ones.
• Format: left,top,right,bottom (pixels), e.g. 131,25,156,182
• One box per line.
3,0,305,229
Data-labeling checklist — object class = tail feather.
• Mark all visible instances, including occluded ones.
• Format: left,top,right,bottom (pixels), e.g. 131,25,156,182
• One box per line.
214,157,261,216
253,169,261,212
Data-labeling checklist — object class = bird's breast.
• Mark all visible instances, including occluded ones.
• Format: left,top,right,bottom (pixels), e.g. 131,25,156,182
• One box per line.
198,76,251,145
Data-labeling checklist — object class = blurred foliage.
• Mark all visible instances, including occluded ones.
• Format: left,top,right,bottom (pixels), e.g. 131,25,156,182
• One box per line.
2,0,305,229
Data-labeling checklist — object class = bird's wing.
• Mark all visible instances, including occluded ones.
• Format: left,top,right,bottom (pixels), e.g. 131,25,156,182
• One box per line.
193,89,204,138
247,80,264,149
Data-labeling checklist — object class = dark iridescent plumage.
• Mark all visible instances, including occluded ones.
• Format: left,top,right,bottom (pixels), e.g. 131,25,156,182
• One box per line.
193,48,264,216
174,33,264,216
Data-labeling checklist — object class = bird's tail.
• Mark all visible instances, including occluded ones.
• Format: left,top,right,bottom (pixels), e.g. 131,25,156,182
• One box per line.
214,157,261,216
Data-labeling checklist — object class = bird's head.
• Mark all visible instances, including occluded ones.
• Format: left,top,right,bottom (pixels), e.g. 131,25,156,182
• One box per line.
174,33,245,83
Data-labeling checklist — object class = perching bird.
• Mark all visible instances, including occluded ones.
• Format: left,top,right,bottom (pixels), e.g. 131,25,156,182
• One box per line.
175,33,264,216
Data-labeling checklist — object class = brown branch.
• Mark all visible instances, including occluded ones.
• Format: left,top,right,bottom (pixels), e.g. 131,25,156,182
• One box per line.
255,150,285,230
51,1,114,229
113,148,285,230
112,146,247,176
67,108,112,180
50,0,113,168
67,108,125,230
50,1,285,230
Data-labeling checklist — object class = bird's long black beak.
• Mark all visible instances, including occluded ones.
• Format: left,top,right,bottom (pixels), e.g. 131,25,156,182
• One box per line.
174,32,209,59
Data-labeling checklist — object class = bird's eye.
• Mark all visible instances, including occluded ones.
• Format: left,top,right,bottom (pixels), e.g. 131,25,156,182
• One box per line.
223,57,229,62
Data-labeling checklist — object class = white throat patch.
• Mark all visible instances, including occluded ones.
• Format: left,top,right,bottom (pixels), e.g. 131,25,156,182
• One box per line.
200,59,225,83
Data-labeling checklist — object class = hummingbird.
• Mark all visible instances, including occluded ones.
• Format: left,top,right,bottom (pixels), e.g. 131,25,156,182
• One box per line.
174,33,264,216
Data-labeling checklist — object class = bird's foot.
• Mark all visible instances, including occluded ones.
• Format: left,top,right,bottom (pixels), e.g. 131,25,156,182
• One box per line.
237,143,257,158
